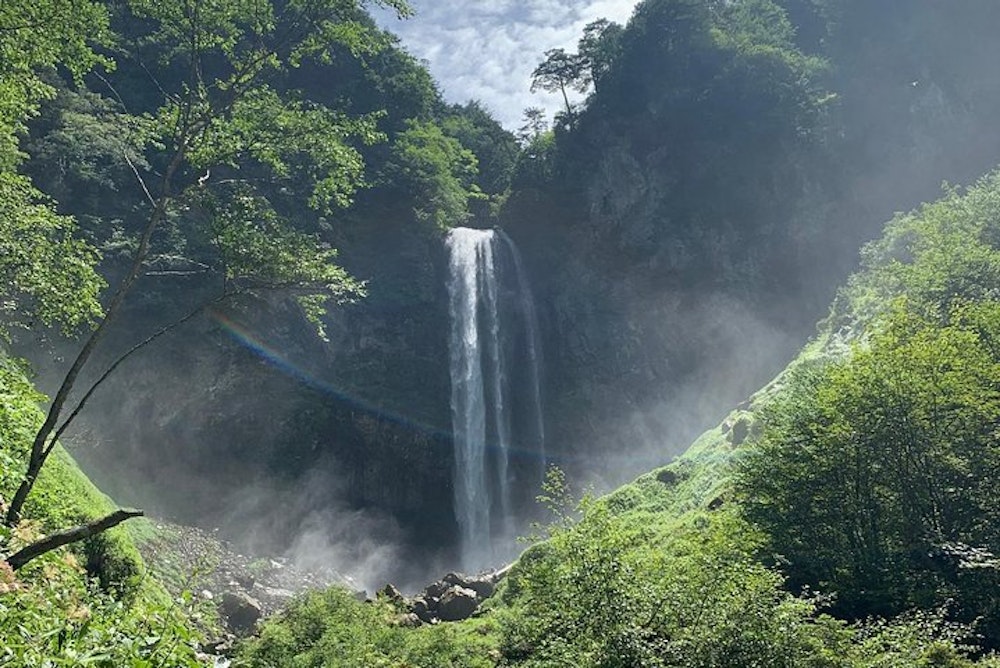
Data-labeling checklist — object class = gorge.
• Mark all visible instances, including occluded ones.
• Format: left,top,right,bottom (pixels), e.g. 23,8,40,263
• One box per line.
9,4,1000,663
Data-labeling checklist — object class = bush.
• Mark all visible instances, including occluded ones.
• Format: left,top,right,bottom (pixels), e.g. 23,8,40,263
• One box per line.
235,587,498,667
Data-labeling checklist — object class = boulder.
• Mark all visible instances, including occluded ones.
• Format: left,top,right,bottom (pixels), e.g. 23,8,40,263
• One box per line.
410,596,437,623
437,586,478,622
729,417,751,447
396,613,423,628
423,580,450,599
220,591,262,635
443,572,495,600
378,583,405,604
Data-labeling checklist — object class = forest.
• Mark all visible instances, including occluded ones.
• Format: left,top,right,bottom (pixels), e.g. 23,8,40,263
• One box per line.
4,0,1000,665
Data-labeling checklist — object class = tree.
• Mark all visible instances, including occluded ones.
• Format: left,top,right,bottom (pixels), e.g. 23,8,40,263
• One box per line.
516,107,548,146
0,1,110,340
441,101,519,197
529,48,588,117
5,0,411,527
384,118,480,229
577,19,623,94
738,300,1000,631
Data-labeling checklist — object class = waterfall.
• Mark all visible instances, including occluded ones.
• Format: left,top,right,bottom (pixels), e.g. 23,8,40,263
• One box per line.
497,230,546,476
446,227,545,569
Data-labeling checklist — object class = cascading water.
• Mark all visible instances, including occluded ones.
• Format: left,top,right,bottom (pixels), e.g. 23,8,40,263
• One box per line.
446,228,545,569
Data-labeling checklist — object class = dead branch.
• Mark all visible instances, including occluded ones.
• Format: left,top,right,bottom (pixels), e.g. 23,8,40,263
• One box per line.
6,509,144,571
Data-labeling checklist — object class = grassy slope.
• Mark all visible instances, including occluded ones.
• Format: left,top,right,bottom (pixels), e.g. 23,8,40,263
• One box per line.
0,355,206,666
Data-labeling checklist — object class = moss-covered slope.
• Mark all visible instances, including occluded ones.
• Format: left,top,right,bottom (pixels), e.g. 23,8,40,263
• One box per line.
0,355,206,666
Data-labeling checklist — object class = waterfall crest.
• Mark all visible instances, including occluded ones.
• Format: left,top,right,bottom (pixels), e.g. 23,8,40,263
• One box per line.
446,228,545,569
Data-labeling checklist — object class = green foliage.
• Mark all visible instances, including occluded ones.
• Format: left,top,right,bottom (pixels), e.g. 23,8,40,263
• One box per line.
235,587,498,667
577,19,624,94
440,102,519,197
736,174,1000,638
0,556,204,667
739,299,1000,629
23,85,152,216
530,48,589,116
384,119,482,228
0,0,111,169
0,355,143,594
844,174,1000,323
103,0,415,326
0,173,105,339
501,495,993,668
0,0,108,340
0,354,204,665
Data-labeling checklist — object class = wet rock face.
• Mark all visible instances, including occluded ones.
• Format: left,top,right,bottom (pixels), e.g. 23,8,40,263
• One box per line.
59,215,459,565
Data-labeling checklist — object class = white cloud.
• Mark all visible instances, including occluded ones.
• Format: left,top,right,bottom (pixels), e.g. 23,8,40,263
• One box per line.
372,0,638,129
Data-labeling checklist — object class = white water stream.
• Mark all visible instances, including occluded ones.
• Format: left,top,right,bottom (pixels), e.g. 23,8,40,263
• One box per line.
446,228,545,568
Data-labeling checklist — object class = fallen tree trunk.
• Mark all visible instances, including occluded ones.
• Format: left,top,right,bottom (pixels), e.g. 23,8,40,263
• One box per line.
5,509,144,571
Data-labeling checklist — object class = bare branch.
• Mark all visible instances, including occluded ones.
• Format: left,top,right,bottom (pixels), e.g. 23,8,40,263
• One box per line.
43,293,230,460
6,509,144,571
124,149,156,207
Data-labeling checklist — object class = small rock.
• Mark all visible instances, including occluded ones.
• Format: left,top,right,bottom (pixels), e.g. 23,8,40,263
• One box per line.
437,586,478,621
423,580,449,599
396,613,422,628
201,589,214,600
443,572,495,600
656,469,678,485
729,417,751,447
200,635,236,657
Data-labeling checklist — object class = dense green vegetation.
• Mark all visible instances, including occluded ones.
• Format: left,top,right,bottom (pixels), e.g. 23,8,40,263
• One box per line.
739,175,1000,640
480,173,1000,666
0,353,206,665
237,588,499,667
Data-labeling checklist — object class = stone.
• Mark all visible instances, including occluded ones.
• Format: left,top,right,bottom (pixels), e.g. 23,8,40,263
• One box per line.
396,613,423,628
656,468,678,485
379,583,405,604
729,417,751,447
410,596,436,623
437,586,478,621
443,572,495,600
220,591,262,635
423,580,449,599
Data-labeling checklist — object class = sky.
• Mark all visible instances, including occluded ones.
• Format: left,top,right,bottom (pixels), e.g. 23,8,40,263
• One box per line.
371,0,639,130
